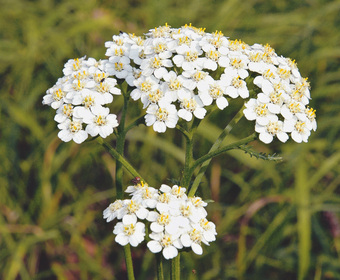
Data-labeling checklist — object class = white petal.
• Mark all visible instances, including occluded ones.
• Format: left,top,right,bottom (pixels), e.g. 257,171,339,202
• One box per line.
180,234,192,247
191,243,203,255
115,233,129,246
163,246,178,260
147,241,162,253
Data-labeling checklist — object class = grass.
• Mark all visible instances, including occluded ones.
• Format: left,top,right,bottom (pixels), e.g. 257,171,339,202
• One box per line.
1,0,340,279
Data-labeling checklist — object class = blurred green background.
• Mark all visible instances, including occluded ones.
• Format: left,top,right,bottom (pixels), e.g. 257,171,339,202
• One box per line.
1,0,340,279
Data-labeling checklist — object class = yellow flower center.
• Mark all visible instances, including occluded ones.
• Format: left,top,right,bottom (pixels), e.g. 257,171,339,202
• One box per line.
123,224,135,236
277,67,291,80
255,104,268,116
150,57,162,69
185,51,198,62
69,121,82,133
73,80,85,91
154,43,168,54
181,98,197,112
109,200,123,211
288,102,301,114
231,58,244,69
189,228,202,243
95,115,106,126
72,58,81,71
141,81,153,93
263,69,275,80
148,89,163,103
127,201,140,214
267,121,281,135
62,104,73,117
53,88,65,101
305,107,316,121
114,47,124,57
169,79,182,91
295,121,306,134
269,92,283,104
161,234,173,247
83,95,95,108
192,71,207,82
209,85,223,99
158,193,170,203
114,62,124,72
206,50,220,61
232,76,243,88
157,213,170,225
156,108,169,122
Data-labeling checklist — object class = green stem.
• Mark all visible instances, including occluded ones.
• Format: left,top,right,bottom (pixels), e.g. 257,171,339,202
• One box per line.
171,254,180,280
188,105,245,196
124,244,135,280
188,133,257,197
125,114,146,133
181,132,194,189
98,139,145,183
156,253,164,280
116,83,136,280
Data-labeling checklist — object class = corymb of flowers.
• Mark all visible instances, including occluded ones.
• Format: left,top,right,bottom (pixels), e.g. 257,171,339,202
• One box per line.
103,180,217,259
43,23,316,145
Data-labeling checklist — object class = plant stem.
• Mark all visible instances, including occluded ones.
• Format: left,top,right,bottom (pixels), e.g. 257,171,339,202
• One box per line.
98,138,145,182
171,254,180,280
124,244,135,280
117,83,136,280
156,253,164,280
188,133,256,197
115,90,129,198
181,131,194,189
188,105,245,196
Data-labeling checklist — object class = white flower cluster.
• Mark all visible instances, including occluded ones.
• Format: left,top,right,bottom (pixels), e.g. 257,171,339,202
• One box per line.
103,181,217,259
44,23,316,144
103,23,316,142
243,45,317,143
43,57,121,143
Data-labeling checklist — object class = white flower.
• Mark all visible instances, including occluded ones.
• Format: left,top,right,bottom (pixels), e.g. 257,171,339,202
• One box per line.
199,218,217,242
180,225,206,255
220,73,249,99
121,199,149,220
43,84,68,109
103,200,125,222
57,119,88,144
243,98,274,126
140,55,172,79
131,185,159,209
225,54,249,79
148,211,189,235
106,56,133,79
147,232,183,259
198,78,229,110
280,100,306,121
178,93,206,121
131,76,160,101
113,214,145,247
255,115,289,144
305,107,317,131
284,117,311,143
54,104,73,123
145,101,178,133
172,42,205,71
82,106,119,138
63,57,86,76
163,71,191,101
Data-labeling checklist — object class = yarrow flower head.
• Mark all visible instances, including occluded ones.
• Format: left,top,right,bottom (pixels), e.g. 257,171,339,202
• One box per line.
44,24,316,145
43,57,121,144
103,181,217,259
